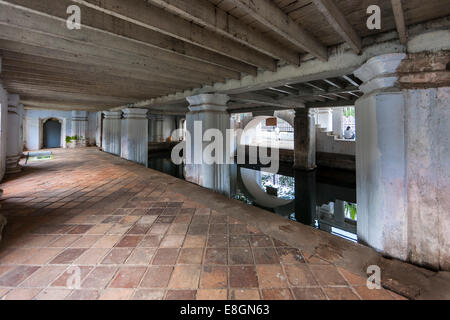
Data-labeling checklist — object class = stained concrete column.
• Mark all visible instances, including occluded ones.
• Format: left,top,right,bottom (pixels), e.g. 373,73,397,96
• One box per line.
293,108,316,170
121,108,148,166
354,52,450,270
332,107,344,138
184,94,231,195
102,111,122,156
0,82,8,180
71,111,88,146
6,94,23,174
155,116,164,142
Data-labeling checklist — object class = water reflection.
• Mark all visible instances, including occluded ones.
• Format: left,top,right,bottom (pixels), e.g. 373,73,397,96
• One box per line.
148,155,357,242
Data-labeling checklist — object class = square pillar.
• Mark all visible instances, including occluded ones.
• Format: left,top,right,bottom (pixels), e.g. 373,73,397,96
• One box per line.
184,94,231,195
102,111,122,156
332,107,344,138
121,108,148,166
293,108,316,171
354,52,450,271
6,94,23,174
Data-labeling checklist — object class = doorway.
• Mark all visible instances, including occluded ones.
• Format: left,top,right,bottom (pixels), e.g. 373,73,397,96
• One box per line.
43,119,62,148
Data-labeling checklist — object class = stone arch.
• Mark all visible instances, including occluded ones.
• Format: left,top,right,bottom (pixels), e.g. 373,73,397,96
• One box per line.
39,117,66,149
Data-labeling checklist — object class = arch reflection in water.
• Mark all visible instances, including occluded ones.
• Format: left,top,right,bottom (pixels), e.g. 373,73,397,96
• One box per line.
147,153,358,242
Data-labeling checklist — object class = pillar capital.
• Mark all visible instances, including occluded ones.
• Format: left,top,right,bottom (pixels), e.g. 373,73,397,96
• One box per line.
187,93,230,112
122,108,148,119
103,111,122,119
354,53,406,94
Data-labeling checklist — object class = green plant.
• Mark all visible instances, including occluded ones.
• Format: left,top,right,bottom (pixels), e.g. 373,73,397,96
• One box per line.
344,202,357,221
343,107,355,118
65,136,72,143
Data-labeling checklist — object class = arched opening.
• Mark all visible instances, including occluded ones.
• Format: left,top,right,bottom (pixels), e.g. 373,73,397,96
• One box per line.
43,118,62,149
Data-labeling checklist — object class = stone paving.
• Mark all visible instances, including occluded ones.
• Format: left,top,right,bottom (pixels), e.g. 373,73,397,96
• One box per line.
0,148,404,300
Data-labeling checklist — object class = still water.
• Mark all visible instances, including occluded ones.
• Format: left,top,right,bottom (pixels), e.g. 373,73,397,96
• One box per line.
148,152,358,242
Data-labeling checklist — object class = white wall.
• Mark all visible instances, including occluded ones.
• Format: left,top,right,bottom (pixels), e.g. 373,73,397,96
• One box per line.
23,109,97,150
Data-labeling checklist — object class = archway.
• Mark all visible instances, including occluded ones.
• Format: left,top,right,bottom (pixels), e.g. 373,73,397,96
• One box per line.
43,119,62,148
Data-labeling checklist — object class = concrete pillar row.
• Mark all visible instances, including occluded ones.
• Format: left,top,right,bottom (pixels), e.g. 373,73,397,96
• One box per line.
185,93,232,195
293,108,316,171
6,94,23,174
121,108,148,166
102,111,122,156
354,52,450,271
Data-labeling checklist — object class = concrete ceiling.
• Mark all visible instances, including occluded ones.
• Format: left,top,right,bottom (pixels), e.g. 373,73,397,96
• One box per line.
0,0,448,111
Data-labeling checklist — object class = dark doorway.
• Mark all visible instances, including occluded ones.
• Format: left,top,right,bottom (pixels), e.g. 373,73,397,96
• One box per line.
43,119,61,148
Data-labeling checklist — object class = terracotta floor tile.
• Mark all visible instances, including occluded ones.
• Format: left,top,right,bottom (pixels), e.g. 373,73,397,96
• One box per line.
183,235,206,248
205,248,228,265
109,266,146,288
200,266,227,289
292,288,327,300
74,248,109,265
35,288,71,300
207,234,228,248
133,289,165,300
70,235,102,248
230,289,260,300
165,290,196,300
284,264,318,287
309,265,347,286
0,248,38,264
169,265,201,289
68,225,93,235
160,235,185,248
101,248,133,264
115,235,143,248
81,266,117,289
152,248,179,265
99,288,134,300
178,248,204,265
261,288,293,300
276,248,305,264
126,248,156,265
140,266,173,288
256,265,288,288
0,266,40,286
354,286,395,300
253,248,280,264
337,267,367,286
229,248,253,265
4,288,41,300
128,224,152,235
66,289,100,300
49,235,81,248
20,266,67,288
50,248,87,264
148,223,170,235
229,266,258,288
323,287,360,300
52,266,93,288
197,289,227,300
23,248,64,265
229,235,250,247
167,223,189,235
250,235,273,247
139,235,163,247
92,235,121,248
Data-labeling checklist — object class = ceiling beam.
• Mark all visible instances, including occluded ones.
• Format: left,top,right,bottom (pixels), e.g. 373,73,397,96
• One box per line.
146,0,300,65
1,0,257,76
72,0,277,71
391,0,408,45
312,0,362,53
225,0,328,61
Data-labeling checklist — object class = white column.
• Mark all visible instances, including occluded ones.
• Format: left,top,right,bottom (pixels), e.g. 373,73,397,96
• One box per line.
185,94,231,195
71,111,88,146
121,108,148,166
102,111,122,156
332,107,344,138
6,94,23,174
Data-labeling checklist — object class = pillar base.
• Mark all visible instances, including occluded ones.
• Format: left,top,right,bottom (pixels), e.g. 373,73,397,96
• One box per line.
6,155,21,174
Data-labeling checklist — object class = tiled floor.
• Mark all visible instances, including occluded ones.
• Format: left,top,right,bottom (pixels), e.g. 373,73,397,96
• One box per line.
0,148,403,300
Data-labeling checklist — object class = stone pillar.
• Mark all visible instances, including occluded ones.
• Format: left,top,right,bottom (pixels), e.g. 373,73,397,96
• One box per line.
155,116,164,142
0,82,8,180
332,107,344,138
71,111,88,147
184,94,231,195
354,52,450,271
293,108,316,171
121,108,148,166
6,94,23,174
102,111,122,156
